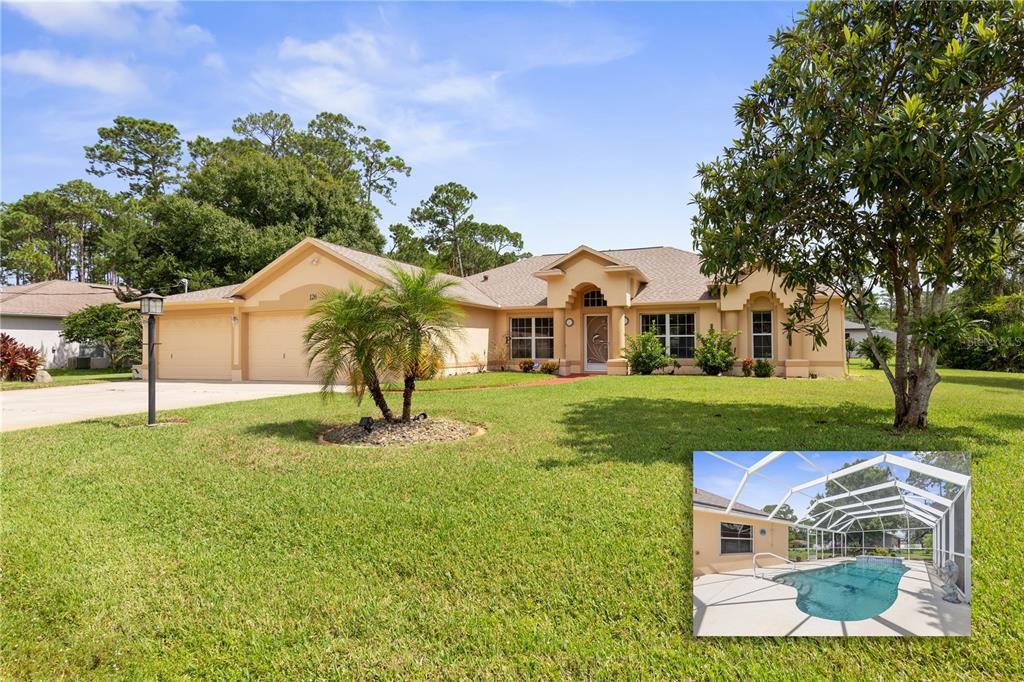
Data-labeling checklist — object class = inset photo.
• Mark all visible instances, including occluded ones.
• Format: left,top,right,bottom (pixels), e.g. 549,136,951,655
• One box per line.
692,451,970,637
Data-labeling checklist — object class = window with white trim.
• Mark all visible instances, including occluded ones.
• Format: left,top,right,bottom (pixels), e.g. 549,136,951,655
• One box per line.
583,289,607,307
510,317,554,359
640,313,695,358
721,522,753,554
752,310,773,359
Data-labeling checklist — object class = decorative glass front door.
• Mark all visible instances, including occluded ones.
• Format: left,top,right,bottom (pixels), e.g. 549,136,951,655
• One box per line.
585,315,608,372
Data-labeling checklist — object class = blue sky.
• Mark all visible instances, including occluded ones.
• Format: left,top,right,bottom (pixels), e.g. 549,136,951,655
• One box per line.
693,451,933,518
1,1,802,255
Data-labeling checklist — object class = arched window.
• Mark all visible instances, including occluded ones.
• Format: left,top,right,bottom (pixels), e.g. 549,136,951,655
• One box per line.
583,289,607,307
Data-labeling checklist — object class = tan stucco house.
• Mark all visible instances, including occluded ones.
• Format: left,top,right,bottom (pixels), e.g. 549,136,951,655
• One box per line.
693,487,793,577
140,237,846,381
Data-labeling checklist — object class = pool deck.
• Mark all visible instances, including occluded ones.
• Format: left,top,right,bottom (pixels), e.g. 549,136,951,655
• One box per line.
693,558,970,636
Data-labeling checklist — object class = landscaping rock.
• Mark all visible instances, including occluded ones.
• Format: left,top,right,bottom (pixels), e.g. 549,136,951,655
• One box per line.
34,370,52,383
319,417,481,447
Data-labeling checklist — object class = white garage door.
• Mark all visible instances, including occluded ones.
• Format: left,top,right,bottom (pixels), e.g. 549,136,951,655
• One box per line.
248,312,313,382
158,313,232,380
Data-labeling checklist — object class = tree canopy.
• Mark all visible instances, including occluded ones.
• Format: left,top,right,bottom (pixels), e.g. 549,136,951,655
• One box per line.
5,110,532,294
692,1,1024,429
401,182,530,276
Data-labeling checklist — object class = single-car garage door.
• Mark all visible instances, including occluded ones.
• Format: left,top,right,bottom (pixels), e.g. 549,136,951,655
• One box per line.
158,313,232,380
248,312,313,382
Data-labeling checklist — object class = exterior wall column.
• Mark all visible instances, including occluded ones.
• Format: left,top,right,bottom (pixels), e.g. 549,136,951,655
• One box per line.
552,308,567,376
607,306,628,375
231,303,243,382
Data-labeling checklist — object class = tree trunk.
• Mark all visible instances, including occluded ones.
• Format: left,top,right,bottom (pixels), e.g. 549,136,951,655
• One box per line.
401,374,415,422
366,375,397,423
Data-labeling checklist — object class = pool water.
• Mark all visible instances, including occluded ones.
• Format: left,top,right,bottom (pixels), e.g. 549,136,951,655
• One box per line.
772,560,909,621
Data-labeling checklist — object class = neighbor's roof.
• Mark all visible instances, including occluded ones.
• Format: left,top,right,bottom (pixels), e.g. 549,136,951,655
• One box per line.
161,241,712,309
463,246,713,307
693,487,772,518
0,280,122,318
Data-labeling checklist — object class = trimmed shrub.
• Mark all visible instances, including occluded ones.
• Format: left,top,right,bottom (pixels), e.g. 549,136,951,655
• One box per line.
539,360,559,375
0,333,43,382
519,359,535,373
741,357,755,377
624,331,671,375
753,359,775,377
694,327,740,376
856,336,895,369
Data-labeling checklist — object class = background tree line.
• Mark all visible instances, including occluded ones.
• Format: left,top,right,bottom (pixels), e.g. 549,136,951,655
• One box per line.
1,111,529,293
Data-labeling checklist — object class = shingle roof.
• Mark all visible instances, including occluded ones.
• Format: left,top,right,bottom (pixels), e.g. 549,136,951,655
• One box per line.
163,283,240,304
463,246,713,307
0,280,122,317
693,487,771,518
160,241,713,309
312,239,497,308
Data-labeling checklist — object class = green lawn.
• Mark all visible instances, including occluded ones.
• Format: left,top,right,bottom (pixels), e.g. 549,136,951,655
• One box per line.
0,367,132,391
2,369,1021,678
383,370,552,392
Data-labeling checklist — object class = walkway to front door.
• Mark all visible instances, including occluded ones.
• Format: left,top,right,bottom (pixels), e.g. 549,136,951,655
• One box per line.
585,314,609,372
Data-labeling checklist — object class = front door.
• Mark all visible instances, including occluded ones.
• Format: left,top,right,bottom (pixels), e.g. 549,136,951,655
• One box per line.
585,315,608,372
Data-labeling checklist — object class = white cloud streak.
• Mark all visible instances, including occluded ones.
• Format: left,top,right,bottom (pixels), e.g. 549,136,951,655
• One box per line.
7,1,212,49
2,49,144,96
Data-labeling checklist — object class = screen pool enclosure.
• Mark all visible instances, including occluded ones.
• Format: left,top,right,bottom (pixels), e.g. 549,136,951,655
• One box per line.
705,451,971,602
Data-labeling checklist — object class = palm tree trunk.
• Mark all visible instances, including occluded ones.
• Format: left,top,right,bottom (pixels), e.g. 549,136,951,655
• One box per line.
401,374,415,422
366,375,397,422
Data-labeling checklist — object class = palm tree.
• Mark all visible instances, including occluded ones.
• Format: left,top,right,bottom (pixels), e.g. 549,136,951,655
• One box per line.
381,267,464,421
304,285,398,422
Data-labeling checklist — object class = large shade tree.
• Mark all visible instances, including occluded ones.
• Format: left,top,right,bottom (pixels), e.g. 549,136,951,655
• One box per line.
692,1,1024,429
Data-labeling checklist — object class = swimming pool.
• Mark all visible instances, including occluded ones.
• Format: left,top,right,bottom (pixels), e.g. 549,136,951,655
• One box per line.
772,560,909,621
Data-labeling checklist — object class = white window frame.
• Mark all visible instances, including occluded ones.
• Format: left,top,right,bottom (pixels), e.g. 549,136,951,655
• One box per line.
720,522,753,555
640,312,696,359
751,310,773,359
510,317,554,360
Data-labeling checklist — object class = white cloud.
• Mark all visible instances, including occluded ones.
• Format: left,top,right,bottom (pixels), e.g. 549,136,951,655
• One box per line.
256,28,535,163
416,74,500,104
7,1,212,48
252,20,639,164
2,49,144,96
202,52,227,72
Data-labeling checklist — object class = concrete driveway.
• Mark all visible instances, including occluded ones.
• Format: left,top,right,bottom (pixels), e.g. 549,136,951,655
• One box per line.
1,380,324,432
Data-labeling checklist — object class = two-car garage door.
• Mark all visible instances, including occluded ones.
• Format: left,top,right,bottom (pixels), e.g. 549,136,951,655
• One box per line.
157,310,314,382
247,312,312,382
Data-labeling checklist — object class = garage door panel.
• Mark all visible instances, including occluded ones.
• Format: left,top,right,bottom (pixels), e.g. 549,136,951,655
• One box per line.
159,314,232,380
248,312,313,382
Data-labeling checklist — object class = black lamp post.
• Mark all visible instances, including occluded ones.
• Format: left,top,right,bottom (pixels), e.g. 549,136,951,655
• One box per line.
138,291,164,425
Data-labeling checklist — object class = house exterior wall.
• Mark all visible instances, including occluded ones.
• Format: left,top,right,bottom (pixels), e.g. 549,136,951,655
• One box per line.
692,508,791,577
0,315,81,368
146,243,847,382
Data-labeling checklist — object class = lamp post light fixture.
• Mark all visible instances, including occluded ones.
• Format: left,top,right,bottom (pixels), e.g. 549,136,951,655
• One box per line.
138,291,164,425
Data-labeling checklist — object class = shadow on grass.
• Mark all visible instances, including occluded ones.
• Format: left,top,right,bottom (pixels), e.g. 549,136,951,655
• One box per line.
544,397,1007,469
938,373,1024,391
245,419,324,443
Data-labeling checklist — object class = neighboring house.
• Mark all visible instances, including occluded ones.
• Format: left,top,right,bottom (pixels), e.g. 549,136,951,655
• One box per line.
0,280,121,368
844,319,897,356
138,237,847,381
693,487,793,577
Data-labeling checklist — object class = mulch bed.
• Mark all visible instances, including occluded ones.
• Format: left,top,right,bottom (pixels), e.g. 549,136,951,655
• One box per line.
318,417,483,447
